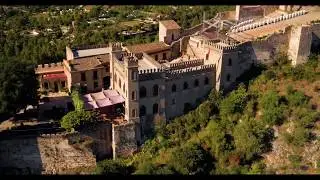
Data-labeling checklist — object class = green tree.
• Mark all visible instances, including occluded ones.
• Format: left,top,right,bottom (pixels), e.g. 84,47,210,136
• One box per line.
233,117,274,161
60,110,97,132
0,58,38,116
170,143,213,175
71,89,84,111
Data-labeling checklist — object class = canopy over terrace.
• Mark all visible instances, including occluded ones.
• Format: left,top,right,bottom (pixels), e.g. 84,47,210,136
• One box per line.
82,89,125,118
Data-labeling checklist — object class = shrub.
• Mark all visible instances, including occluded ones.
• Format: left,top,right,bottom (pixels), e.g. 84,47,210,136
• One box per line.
170,143,213,175
95,159,131,175
288,155,302,168
283,125,311,147
60,110,98,132
286,90,308,107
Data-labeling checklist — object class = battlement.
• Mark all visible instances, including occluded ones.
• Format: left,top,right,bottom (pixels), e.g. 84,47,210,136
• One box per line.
204,40,239,52
72,44,110,51
169,59,204,70
138,64,215,81
35,62,64,74
123,52,138,67
232,10,308,33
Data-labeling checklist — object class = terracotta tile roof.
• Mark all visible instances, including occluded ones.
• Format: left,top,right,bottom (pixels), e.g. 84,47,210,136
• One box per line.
160,20,181,30
125,42,170,54
68,54,110,72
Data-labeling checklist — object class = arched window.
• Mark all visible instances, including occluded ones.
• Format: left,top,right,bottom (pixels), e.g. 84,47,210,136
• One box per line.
172,84,177,92
118,78,121,89
153,85,159,96
204,77,209,85
194,79,199,87
183,82,188,90
140,105,146,116
123,83,126,93
131,71,137,80
140,86,147,98
228,58,232,66
131,109,136,117
131,91,136,100
227,74,231,82
153,103,159,114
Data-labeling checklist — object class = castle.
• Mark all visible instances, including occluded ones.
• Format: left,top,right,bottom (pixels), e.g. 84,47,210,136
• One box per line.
35,5,320,158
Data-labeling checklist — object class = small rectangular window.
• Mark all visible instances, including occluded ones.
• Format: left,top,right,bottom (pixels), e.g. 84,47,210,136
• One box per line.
131,71,137,81
163,53,166,60
155,55,158,61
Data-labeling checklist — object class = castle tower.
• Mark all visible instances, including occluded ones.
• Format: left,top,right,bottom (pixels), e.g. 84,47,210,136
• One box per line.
123,54,141,143
288,25,312,66
159,20,181,45
235,5,241,21
109,42,123,90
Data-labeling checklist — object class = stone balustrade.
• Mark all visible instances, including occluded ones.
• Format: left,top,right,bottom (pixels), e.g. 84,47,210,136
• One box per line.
232,10,307,33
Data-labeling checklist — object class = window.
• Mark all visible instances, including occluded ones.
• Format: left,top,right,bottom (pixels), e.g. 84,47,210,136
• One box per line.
194,79,199,87
131,71,137,80
94,81,98,89
93,70,98,80
227,74,231,82
163,53,167,60
171,84,176,92
172,99,176,105
206,53,209,60
228,58,232,66
44,82,49,89
155,55,158,61
119,79,121,89
153,85,159,96
204,77,209,85
140,86,147,98
131,109,136,117
153,103,159,114
140,106,146,116
131,91,136,100
183,82,188,90
81,72,86,81
61,81,65,88
123,84,126,92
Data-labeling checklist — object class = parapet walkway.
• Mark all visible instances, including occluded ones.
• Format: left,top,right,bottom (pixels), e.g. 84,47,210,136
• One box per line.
228,11,320,42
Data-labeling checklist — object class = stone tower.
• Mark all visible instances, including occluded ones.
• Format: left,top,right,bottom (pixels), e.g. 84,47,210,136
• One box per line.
288,25,312,66
123,54,141,143
159,20,181,45
109,42,123,90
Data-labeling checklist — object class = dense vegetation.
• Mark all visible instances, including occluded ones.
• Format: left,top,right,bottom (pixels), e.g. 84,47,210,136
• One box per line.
0,5,233,65
95,55,320,175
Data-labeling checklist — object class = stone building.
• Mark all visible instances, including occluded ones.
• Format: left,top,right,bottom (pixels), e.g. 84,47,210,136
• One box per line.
35,5,320,157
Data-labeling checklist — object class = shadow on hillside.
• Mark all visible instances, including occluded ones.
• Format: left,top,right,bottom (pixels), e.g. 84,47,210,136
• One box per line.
0,135,43,175
225,64,267,94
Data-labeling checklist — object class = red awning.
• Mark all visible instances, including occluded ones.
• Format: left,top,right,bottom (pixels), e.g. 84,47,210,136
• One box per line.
43,73,67,80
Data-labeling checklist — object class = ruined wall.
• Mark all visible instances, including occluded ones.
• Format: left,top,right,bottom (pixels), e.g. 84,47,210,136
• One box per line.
0,134,96,175
236,6,264,21
80,122,113,160
250,26,291,65
288,25,312,66
112,122,138,159
311,23,320,53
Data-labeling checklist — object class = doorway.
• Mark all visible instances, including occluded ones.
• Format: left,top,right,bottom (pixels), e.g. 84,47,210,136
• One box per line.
54,82,59,92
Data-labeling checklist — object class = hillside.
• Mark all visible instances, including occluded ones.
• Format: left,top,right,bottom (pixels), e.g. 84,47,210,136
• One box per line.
95,54,320,175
